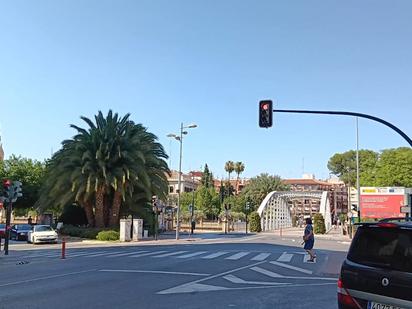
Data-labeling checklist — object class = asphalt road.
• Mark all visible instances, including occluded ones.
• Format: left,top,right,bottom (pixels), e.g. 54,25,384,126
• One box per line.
0,233,348,309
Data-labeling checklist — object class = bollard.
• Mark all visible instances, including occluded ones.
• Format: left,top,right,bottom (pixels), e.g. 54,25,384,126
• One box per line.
61,237,66,259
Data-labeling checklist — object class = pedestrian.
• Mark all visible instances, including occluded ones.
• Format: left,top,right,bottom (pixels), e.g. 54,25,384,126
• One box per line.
27,216,33,225
303,217,316,262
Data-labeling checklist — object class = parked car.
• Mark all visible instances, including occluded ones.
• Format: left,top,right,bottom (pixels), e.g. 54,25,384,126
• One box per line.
27,225,58,244
0,224,5,238
10,224,33,241
338,219,412,309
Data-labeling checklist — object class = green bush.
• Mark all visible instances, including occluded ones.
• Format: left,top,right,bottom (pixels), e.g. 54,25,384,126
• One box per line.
248,212,262,232
313,213,326,234
96,230,120,241
59,225,103,239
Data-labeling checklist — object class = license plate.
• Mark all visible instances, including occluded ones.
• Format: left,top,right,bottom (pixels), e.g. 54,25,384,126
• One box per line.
19,233,25,235
368,301,405,309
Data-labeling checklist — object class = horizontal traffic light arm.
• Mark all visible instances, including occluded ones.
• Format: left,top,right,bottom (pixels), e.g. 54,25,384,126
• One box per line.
273,109,412,148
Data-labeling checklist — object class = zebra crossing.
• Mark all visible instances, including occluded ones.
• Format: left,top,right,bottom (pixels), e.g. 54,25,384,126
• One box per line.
14,248,316,264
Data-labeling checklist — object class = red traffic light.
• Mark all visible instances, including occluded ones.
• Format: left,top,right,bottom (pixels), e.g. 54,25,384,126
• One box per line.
259,100,273,128
3,179,11,188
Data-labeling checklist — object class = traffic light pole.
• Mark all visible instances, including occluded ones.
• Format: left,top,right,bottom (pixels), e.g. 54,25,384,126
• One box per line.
4,200,12,255
273,109,412,147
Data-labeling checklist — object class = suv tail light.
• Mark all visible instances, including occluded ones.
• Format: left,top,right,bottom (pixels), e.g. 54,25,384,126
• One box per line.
377,223,398,228
337,278,361,308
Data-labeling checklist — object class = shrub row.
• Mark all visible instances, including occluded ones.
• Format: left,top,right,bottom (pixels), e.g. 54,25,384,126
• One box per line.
59,225,119,240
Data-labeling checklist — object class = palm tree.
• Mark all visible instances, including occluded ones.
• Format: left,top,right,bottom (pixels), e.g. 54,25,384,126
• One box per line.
224,161,235,196
234,161,245,194
224,161,235,181
37,110,170,228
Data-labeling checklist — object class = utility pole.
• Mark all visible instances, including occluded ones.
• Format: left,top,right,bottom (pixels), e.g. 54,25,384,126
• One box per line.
356,117,361,222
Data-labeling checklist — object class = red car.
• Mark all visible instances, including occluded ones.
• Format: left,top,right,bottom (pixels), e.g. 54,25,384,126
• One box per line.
0,224,6,238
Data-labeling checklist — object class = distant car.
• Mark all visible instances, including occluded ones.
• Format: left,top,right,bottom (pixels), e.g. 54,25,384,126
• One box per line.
0,224,5,238
27,225,58,244
10,224,33,241
338,219,412,309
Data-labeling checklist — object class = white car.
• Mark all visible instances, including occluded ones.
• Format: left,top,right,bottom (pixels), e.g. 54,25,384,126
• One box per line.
27,225,58,244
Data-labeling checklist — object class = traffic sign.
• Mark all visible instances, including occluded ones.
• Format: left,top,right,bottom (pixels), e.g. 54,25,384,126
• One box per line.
400,206,410,213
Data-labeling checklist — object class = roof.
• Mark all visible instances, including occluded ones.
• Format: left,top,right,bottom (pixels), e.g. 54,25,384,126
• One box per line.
283,179,332,186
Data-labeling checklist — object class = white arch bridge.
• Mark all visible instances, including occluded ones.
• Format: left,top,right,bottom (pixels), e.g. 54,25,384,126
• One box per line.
257,191,332,232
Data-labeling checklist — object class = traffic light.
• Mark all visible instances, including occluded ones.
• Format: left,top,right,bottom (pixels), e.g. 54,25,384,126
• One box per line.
12,181,23,202
151,196,157,207
1,179,12,202
351,204,358,211
259,100,273,128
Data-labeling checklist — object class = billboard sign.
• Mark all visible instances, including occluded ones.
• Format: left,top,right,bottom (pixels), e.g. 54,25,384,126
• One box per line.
360,187,406,219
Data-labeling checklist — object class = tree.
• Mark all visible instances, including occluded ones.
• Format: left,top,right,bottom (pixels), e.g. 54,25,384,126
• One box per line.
374,147,412,187
313,213,326,234
200,164,214,188
195,185,220,219
37,110,170,228
249,212,262,232
240,173,289,211
224,161,235,183
327,147,412,188
0,155,46,212
234,161,245,194
327,150,379,187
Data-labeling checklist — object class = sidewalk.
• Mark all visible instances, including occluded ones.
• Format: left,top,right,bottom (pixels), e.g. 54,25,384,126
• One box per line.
266,227,351,242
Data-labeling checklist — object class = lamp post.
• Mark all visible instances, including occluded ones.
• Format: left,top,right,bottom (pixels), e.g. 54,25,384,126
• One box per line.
245,201,251,235
168,123,197,240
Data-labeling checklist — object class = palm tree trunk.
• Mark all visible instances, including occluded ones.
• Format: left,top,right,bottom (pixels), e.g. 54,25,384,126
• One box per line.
95,187,105,228
235,172,240,195
109,191,122,227
80,200,95,227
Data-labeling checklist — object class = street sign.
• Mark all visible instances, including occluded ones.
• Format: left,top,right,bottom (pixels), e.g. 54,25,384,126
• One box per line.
400,206,410,213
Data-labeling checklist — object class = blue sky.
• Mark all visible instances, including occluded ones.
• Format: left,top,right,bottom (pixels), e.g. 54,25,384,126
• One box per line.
1,0,411,180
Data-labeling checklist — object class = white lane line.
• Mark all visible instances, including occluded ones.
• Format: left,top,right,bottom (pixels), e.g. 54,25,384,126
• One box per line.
129,251,167,258
152,251,187,258
251,267,337,281
251,253,271,261
84,251,129,258
201,251,229,259
251,267,284,278
270,261,313,275
176,251,207,258
68,251,110,258
223,274,291,286
0,270,96,288
157,261,267,294
225,252,250,260
277,252,293,263
99,270,210,276
105,252,145,258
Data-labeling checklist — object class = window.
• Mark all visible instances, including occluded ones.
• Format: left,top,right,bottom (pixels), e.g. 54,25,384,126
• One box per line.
348,227,412,273
169,186,174,193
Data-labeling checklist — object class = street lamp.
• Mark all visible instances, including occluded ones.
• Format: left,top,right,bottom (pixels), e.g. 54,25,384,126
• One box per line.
168,122,197,240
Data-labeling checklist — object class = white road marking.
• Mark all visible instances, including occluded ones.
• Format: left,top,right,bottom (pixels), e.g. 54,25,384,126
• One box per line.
270,261,313,275
223,274,291,286
105,251,145,258
99,269,210,276
152,251,187,258
176,251,207,258
201,251,229,259
251,267,284,278
251,267,337,281
83,251,125,258
251,253,271,261
129,251,167,258
276,252,293,262
225,252,250,260
0,269,96,287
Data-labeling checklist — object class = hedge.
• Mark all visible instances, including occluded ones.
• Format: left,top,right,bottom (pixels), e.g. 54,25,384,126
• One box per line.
96,230,120,241
249,212,262,232
59,225,119,240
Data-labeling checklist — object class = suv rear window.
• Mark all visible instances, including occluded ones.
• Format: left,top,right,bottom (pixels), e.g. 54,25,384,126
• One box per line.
348,226,412,273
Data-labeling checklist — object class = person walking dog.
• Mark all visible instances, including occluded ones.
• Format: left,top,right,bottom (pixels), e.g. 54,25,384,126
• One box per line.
303,217,316,262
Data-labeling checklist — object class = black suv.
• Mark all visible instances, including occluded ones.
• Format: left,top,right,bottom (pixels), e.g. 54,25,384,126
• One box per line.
338,219,412,309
